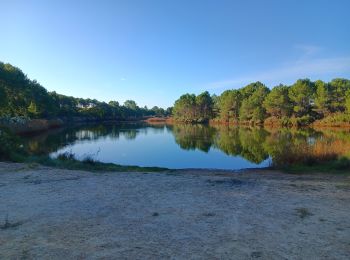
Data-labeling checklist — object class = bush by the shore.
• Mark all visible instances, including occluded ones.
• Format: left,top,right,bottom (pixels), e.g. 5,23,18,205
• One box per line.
0,117,64,134
313,113,350,127
0,127,25,160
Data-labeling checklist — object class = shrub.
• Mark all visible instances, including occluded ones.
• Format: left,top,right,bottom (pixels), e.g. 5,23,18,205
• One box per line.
57,151,75,161
0,127,25,160
82,155,97,165
313,113,350,126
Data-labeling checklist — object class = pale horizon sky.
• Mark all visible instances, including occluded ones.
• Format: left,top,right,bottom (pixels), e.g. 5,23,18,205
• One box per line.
1,0,350,108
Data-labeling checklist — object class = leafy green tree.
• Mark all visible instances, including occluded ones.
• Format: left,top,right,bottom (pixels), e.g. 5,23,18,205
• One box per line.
0,86,7,114
151,106,165,116
195,91,213,122
346,90,350,114
123,100,138,110
108,101,120,118
165,107,173,116
288,79,315,117
239,83,269,122
218,90,241,122
0,61,170,120
173,94,196,121
211,94,220,118
173,92,212,122
329,78,350,112
263,85,292,118
314,80,331,116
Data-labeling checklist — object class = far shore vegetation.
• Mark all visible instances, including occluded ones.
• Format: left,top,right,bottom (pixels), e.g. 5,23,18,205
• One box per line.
0,62,172,121
173,80,350,127
1,61,350,128
1,61,350,172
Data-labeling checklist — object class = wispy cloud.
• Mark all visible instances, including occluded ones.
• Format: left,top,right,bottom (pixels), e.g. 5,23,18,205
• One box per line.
120,77,127,81
206,46,350,90
294,44,323,58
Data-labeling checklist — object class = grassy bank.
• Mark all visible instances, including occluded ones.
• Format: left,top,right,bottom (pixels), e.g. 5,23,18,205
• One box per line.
24,153,168,172
279,158,350,174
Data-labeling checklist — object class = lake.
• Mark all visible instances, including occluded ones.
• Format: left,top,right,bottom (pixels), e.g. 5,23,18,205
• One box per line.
22,123,350,170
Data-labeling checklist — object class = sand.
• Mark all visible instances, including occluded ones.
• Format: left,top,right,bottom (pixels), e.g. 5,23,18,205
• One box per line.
0,162,349,259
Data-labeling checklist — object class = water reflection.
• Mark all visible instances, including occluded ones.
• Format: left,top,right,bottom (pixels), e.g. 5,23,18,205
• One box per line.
21,123,350,169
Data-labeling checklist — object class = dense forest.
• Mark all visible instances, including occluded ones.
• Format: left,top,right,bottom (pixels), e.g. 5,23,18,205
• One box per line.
2,61,350,127
173,80,350,126
0,62,171,120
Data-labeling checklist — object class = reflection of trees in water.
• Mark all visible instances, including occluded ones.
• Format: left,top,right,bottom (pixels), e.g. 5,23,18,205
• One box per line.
238,128,269,163
22,123,152,155
172,124,216,152
211,126,269,163
172,124,350,165
263,127,350,166
22,122,350,165
212,126,242,156
122,129,137,140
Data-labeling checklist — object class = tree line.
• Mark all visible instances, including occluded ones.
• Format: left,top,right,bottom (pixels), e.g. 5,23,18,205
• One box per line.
173,79,350,126
0,62,171,120
2,61,350,126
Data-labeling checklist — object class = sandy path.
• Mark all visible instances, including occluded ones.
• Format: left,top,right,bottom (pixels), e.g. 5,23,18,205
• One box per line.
0,162,349,259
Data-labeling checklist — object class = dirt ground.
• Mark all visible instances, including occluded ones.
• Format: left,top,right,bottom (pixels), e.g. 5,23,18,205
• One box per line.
0,162,349,259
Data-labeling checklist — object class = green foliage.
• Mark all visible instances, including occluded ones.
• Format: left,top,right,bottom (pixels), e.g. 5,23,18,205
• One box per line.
283,157,350,173
346,90,350,114
263,85,292,118
288,79,315,117
218,90,241,122
0,127,24,160
172,78,350,127
0,61,171,120
196,91,213,121
239,82,269,123
173,92,213,123
329,78,350,112
314,113,350,126
290,115,314,127
0,87,7,108
124,100,138,110
2,61,350,127
27,101,40,118
314,80,331,116
151,106,166,116
25,154,168,172
0,62,56,117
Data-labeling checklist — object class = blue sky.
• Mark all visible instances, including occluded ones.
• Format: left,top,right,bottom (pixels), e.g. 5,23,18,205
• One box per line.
1,0,350,108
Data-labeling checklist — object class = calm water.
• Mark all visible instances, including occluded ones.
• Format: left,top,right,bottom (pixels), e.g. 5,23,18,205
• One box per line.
22,123,350,170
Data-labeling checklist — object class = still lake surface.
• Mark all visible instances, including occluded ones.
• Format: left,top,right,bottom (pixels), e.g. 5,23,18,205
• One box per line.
22,123,350,170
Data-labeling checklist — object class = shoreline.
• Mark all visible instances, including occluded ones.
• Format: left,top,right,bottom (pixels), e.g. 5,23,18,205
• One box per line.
2,116,350,136
0,162,349,259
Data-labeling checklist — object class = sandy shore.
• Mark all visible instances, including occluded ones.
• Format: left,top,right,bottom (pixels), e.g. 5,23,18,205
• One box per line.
0,162,349,259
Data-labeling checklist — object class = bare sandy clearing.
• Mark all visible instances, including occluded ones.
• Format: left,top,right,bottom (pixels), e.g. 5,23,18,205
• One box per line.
0,162,349,259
